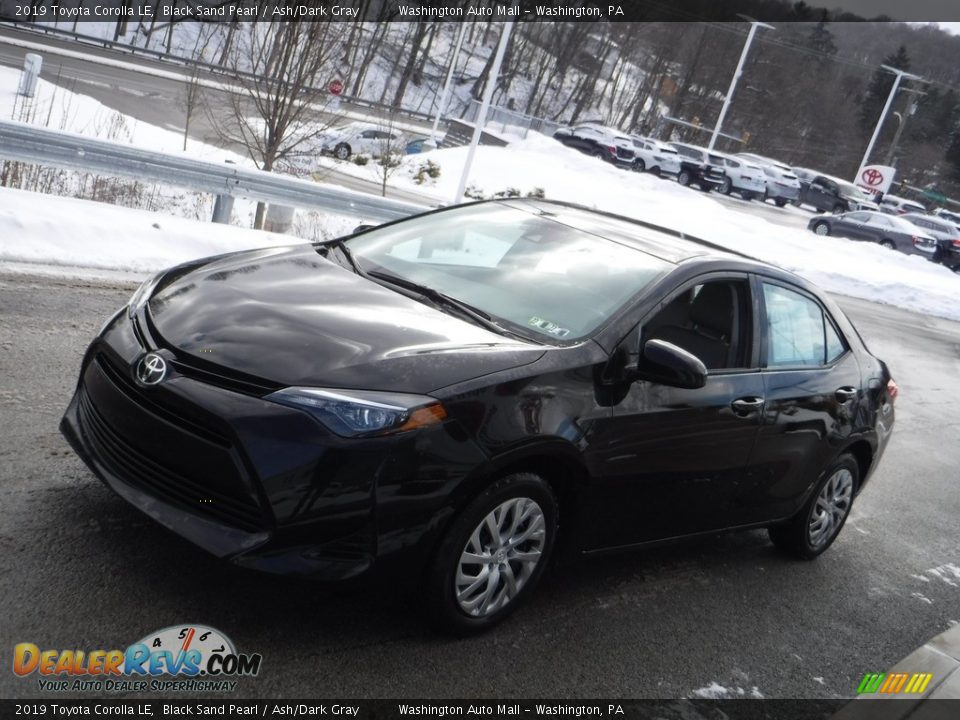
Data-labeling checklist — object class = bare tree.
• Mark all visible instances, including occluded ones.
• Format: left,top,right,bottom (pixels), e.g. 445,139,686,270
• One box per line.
211,23,346,228
372,114,405,198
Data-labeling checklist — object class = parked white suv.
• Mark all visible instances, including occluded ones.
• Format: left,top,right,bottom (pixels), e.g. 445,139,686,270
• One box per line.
736,153,802,206
712,152,766,200
879,194,927,215
319,124,402,160
629,136,681,176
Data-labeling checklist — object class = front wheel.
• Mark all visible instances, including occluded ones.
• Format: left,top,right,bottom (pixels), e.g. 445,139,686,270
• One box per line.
720,177,733,195
775,198,788,207
769,454,858,560
424,473,557,635
333,143,351,160
813,221,830,236
880,239,896,250
677,170,692,186
832,204,845,214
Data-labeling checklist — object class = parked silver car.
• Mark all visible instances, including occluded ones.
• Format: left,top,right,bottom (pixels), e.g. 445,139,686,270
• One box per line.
808,210,937,257
902,213,960,270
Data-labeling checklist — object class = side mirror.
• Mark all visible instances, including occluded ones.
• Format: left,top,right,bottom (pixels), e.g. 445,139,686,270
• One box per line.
636,339,708,389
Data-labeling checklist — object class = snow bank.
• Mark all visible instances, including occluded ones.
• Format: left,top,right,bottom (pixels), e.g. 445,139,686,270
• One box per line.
0,186,291,274
324,132,960,322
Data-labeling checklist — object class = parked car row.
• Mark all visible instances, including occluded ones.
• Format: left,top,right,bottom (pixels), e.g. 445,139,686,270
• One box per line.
551,123,960,274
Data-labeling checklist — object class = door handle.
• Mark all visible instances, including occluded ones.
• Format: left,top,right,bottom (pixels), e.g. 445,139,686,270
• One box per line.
836,386,858,402
731,397,764,416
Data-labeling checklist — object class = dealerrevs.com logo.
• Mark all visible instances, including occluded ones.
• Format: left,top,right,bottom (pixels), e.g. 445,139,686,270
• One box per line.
13,625,262,693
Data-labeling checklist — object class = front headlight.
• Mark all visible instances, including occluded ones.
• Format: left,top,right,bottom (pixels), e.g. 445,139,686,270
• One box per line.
265,387,447,438
127,271,165,318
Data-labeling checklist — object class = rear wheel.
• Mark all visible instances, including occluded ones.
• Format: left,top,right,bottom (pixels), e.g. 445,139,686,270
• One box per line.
677,170,692,186
769,454,858,560
880,239,896,250
650,166,661,177
775,198,788,207
333,143,351,160
813,221,830,236
720,177,733,195
424,473,557,635
741,191,754,201
634,159,646,172
832,203,845,214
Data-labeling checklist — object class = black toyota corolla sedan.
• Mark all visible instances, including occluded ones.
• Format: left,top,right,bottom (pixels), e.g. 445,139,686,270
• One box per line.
61,199,897,633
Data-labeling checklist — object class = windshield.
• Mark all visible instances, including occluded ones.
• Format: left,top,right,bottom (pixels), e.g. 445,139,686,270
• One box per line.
343,204,670,342
837,180,869,200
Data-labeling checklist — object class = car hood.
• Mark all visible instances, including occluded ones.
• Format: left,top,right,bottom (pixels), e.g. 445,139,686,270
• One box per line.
147,246,546,394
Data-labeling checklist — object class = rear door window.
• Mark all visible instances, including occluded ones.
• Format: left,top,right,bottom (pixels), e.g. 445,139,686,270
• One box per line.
761,284,846,367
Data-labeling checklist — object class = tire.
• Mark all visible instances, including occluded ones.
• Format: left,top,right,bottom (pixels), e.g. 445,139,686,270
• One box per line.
634,159,646,172
880,239,896,250
813,221,830,236
333,143,351,160
650,166,661,177
424,472,558,635
832,204,845,215
769,454,858,560
677,170,692,186
741,191,754,201
720,177,733,195
775,198,788,207
593,150,606,160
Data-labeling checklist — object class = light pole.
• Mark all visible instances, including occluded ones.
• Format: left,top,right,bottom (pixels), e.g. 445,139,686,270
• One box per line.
425,23,468,151
707,17,774,151
454,21,513,204
856,65,923,179
884,88,924,166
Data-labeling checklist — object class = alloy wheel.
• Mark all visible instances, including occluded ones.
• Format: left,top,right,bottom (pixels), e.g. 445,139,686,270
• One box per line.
807,468,854,548
455,497,546,617
814,223,830,236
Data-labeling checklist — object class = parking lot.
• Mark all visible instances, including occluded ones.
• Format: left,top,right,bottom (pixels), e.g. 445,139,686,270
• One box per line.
2,272,958,700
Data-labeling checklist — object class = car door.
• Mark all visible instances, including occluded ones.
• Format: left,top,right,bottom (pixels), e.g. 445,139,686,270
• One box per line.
581,275,766,550
744,277,862,524
832,211,870,240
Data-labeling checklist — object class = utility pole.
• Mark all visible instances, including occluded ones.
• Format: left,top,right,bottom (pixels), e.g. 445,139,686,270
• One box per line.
708,17,774,151
455,21,513,204
856,65,923,179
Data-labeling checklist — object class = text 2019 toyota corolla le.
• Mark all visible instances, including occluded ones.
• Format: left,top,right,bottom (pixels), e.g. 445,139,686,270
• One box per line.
61,200,897,633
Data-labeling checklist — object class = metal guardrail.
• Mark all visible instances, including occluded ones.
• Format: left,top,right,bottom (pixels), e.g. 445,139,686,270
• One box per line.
0,21,439,126
0,119,431,223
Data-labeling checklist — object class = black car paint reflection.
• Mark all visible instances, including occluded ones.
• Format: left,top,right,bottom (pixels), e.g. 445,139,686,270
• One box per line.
61,200,895,605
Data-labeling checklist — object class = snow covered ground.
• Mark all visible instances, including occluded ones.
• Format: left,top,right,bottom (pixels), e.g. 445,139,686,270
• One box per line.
1,61,958,322
322,132,960,322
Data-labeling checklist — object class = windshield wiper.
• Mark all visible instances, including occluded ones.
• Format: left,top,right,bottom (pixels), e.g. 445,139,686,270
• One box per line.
366,270,522,339
317,239,369,278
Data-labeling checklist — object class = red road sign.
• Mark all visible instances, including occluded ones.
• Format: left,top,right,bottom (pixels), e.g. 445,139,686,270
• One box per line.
861,168,884,187
328,79,344,96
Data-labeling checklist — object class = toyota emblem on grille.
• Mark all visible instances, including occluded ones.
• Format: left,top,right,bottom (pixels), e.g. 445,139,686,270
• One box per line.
136,353,167,386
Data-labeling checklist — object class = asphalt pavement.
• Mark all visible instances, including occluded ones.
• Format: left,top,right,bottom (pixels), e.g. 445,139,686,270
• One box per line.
1,272,958,700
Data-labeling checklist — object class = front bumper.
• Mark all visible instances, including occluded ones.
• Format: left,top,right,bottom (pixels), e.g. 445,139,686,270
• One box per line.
60,312,487,582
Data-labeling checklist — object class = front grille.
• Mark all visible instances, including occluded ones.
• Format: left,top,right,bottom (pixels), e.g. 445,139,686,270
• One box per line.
77,385,267,533
96,354,229,447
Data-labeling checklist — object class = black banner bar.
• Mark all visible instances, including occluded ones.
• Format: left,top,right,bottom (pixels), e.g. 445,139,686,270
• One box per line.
2,700,960,720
